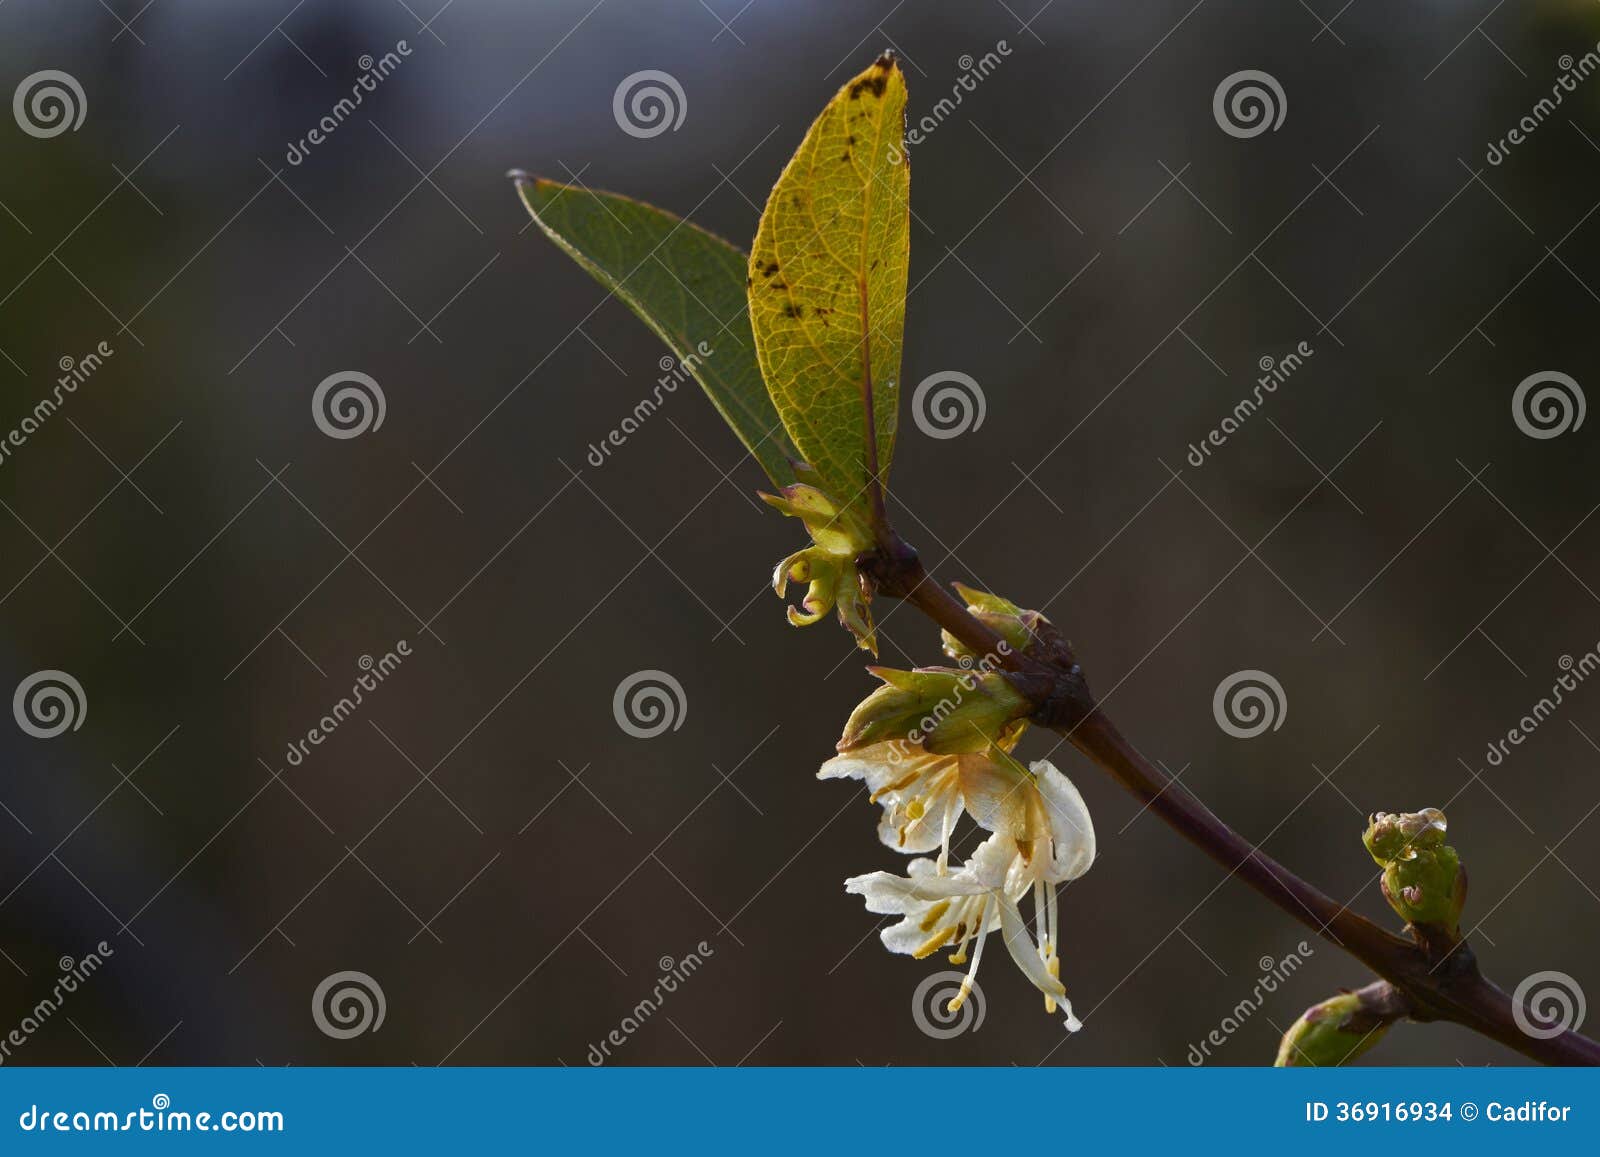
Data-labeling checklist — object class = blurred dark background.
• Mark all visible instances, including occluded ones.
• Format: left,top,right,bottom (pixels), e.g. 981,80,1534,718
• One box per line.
3,0,1600,1066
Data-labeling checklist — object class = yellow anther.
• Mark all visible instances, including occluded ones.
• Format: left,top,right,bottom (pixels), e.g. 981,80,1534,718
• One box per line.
912,927,956,959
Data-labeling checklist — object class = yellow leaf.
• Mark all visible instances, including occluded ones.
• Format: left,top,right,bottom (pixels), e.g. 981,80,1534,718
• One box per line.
748,53,910,513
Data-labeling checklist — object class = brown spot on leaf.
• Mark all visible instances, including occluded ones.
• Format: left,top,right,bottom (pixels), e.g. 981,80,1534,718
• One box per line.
783,304,804,318
849,73,888,100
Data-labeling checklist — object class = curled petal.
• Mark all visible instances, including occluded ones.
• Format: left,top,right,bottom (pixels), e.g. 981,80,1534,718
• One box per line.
762,473,877,652
1031,760,1096,883
997,895,1079,1031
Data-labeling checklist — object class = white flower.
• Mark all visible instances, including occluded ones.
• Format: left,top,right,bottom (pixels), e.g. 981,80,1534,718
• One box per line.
844,757,1095,1029
819,742,967,869
818,734,1029,871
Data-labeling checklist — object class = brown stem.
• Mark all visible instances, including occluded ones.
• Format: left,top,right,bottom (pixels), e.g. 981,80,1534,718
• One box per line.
861,537,1600,1066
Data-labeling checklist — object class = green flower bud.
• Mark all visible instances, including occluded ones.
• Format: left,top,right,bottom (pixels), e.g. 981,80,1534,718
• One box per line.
1363,809,1466,932
1363,808,1448,862
762,463,879,654
1275,991,1392,1067
838,666,1031,755
940,584,1048,663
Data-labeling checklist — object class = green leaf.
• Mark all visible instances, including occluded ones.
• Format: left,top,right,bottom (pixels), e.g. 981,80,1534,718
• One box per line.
748,53,910,510
512,174,800,487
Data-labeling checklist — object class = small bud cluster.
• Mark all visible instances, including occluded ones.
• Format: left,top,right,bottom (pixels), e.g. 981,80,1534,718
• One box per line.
938,585,1045,661
1275,990,1393,1067
762,462,879,652
1362,808,1467,934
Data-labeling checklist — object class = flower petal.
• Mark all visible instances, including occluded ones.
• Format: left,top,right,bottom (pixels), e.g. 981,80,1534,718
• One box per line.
844,864,986,913
996,893,1079,1029
966,831,1024,893
821,743,963,856
1032,759,1096,882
